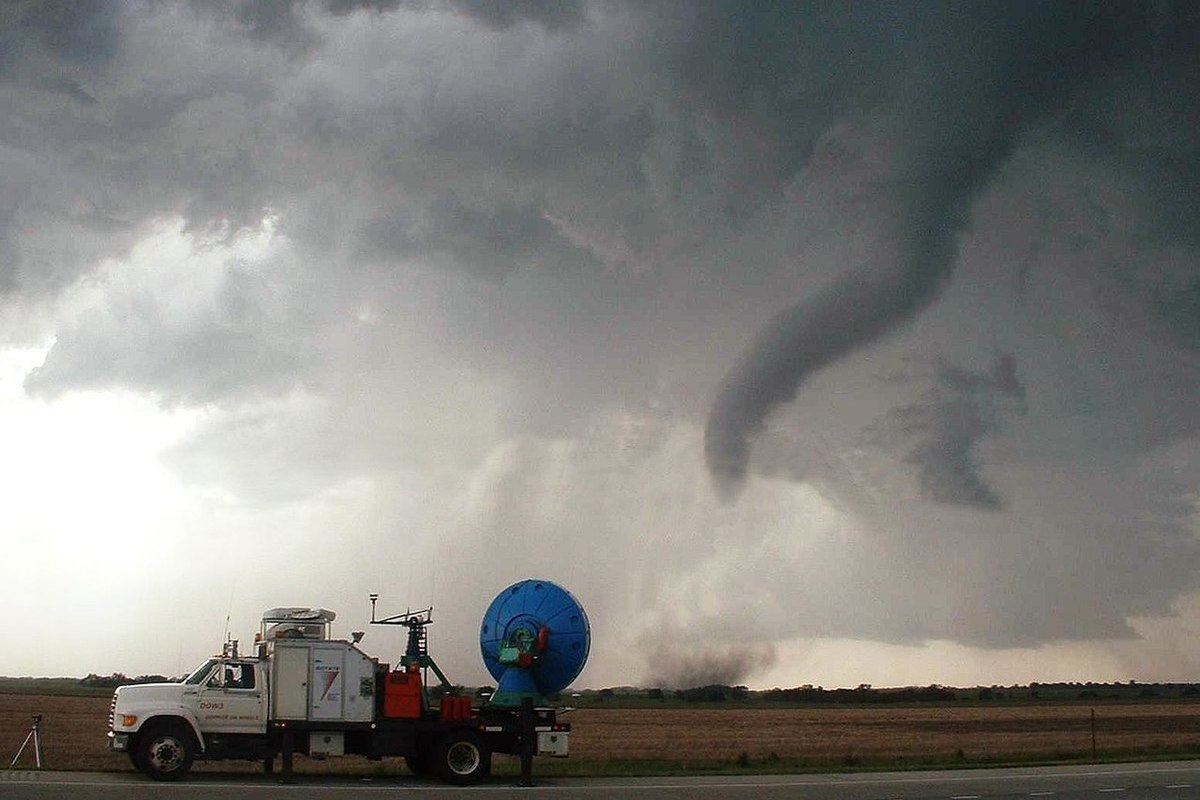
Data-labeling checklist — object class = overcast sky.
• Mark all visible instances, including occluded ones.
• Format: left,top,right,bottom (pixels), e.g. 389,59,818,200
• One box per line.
2,1,1200,691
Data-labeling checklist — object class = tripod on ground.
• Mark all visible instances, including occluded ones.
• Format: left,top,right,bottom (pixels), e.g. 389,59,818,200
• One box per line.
8,714,44,769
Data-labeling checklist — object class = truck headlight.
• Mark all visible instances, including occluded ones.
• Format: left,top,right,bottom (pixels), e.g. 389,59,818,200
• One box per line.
121,714,138,727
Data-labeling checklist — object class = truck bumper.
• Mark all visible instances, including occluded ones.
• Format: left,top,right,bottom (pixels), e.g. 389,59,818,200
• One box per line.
108,732,130,752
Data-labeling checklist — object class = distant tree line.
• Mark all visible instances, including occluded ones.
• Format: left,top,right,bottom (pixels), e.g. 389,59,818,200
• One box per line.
574,681,1200,705
79,673,172,689
760,684,957,704
673,684,752,703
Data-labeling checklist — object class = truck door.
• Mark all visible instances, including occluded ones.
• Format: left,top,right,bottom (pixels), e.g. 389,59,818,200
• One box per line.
310,648,346,720
196,660,266,734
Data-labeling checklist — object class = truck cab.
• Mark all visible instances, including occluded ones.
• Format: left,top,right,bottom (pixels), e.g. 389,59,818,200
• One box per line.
108,651,272,779
109,608,338,780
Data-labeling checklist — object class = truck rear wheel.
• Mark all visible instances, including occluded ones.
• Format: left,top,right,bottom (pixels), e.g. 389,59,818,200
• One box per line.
434,730,489,785
136,722,195,781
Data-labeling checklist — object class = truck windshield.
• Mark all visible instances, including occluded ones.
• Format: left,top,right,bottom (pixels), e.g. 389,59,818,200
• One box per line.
184,659,219,685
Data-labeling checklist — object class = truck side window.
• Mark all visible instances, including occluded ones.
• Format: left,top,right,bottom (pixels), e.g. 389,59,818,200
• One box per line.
226,663,255,690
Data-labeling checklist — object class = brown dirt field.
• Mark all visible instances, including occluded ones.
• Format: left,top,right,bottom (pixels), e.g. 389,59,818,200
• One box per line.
5,693,1200,773
565,705,1200,762
2,694,112,772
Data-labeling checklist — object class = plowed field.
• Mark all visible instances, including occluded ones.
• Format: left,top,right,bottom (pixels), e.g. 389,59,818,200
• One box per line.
4,693,1200,773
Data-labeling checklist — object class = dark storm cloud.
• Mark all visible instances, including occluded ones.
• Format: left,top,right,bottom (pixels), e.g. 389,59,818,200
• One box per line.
0,5,291,301
320,0,585,29
4,0,1200,682
25,252,318,404
703,1,1200,496
360,194,596,280
880,355,1026,509
0,1,121,292
435,0,583,30
224,0,583,48
0,0,121,72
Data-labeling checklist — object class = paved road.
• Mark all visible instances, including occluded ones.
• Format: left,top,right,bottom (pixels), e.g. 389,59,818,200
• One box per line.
3,762,1200,799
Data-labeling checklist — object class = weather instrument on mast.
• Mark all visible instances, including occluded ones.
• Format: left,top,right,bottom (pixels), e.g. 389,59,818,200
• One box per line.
368,595,455,690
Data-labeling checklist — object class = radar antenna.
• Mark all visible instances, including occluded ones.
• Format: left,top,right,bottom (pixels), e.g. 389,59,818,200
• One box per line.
479,579,590,707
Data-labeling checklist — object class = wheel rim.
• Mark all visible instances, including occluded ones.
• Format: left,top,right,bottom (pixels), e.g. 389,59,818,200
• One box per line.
148,735,185,772
445,741,480,775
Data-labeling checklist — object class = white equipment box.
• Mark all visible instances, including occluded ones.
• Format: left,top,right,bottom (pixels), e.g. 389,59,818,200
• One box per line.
309,731,345,757
270,640,375,723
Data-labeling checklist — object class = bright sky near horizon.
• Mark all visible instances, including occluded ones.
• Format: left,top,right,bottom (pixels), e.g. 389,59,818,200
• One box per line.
2,1,1200,691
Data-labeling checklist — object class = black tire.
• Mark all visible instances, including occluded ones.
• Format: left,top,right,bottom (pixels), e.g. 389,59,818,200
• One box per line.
135,723,195,781
404,737,435,777
404,751,433,777
434,730,490,785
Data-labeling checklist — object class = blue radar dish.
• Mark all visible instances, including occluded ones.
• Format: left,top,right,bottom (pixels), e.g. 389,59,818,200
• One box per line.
479,579,590,705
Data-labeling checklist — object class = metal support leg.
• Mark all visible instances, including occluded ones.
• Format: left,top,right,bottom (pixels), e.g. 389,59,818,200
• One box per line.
280,729,295,784
518,698,534,787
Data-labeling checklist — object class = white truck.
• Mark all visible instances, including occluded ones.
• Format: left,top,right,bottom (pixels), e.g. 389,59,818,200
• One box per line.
107,606,571,784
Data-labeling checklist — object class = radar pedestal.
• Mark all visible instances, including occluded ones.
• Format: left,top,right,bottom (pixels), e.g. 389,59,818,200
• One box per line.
479,579,590,708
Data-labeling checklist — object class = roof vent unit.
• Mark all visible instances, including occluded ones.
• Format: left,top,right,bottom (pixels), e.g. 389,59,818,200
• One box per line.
261,607,336,641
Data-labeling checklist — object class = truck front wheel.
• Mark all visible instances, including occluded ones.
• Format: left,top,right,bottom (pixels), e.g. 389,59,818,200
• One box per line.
435,730,490,785
136,723,195,781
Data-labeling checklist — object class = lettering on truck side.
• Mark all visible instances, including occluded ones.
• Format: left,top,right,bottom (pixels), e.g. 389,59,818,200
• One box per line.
199,714,259,721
